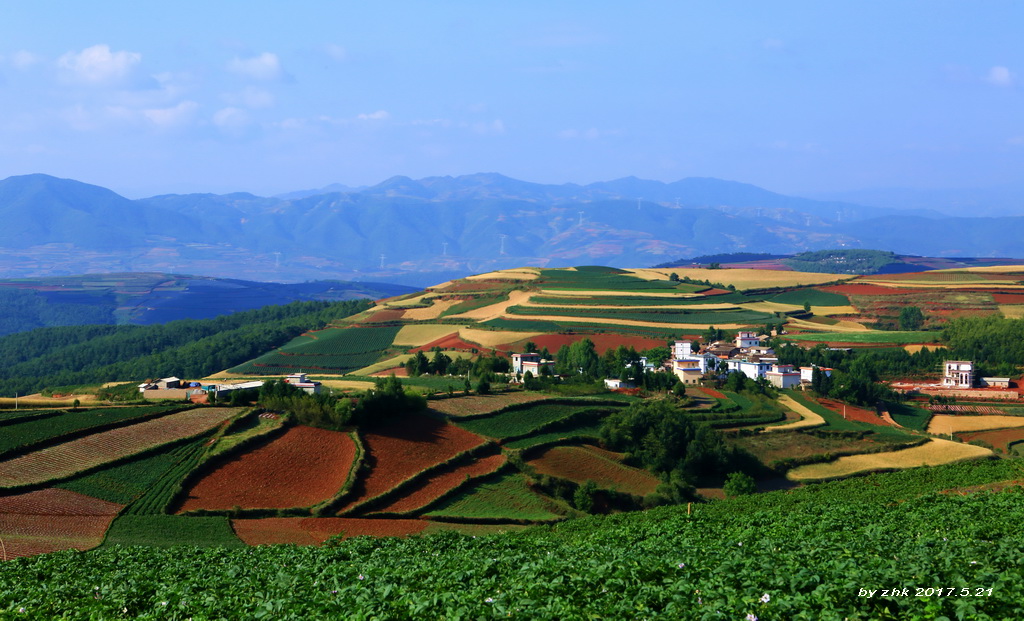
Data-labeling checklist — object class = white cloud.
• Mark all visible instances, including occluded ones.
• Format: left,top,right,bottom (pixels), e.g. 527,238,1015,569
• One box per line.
57,44,141,84
322,43,347,62
357,110,390,121
557,127,620,140
213,107,251,133
224,87,275,109
985,66,1014,87
143,100,199,128
761,38,785,51
8,50,40,70
470,119,505,135
228,52,284,80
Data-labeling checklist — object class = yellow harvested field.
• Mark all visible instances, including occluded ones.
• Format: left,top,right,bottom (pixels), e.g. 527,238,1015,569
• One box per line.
393,324,463,347
766,395,827,432
661,268,852,290
352,350,471,376
382,292,437,308
742,301,803,313
318,379,377,391
999,305,1024,319
459,328,543,348
786,317,871,333
524,300,739,311
538,289,700,298
402,298,463,320
787,438,992,481
927,415,1024,435
464,268,539,281
622,268,676,281
0,396,98,408
445,289,533,321
956,265,1024,273
860,280,1024,290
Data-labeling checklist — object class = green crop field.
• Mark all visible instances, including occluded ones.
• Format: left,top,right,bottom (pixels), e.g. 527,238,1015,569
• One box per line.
536,269,684,291
231,325,401,374
57,436,209,506
506,305,776,324
782,330,941,343
770,288,851,306
527,293,757,307
887,402,934,431
4,460,1024,618
453,401,621,440
502,422,605,449
0,405,184,458
0,409,61,425
103,515,243,548
425,471,566,521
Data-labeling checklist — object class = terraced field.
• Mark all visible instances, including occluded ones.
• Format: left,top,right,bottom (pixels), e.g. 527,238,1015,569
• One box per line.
526,445,660,495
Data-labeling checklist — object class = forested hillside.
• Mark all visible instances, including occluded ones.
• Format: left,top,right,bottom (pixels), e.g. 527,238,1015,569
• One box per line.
0,299,370,396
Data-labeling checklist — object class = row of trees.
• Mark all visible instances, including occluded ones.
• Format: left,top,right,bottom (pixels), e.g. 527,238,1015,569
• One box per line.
257,375,426,430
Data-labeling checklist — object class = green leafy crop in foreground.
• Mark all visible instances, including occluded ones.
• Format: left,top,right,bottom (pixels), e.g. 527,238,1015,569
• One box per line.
3,460,1024,619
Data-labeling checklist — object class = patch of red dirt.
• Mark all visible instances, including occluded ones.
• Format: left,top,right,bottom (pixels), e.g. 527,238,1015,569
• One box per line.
371,453,507,514
992,292,1024,304
695,386,726,399
822,284,919,296
364,309,407,323
411,333,482,353
232,517,430,545
335,414,488,514
522,333,668,355
177,426,357,511
0,488,123,559
815,398,891,426
371,367,408,377
956,428,1024,452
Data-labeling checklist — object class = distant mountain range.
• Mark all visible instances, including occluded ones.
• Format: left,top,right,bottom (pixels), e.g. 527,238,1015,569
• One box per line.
0,272,413,337
1,172,1022,287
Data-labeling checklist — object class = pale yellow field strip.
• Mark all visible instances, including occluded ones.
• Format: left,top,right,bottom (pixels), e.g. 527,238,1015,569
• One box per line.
0,407,241,488
859,280,1024,290
464,268,540,281
393,324,464,347
0,397,98,408
499,313,749,330
352,350,472,376
653,268,854,290
903,344,942,354
537,289,703,298
523,300,740,311
383,292,437,308
786,317,871,333
787,438,993,481
742,301,803,313
765,395,828,432
318,379,377,391
927,415,1024,435
956,265,1024,273
444,289,533,321
623,268,676,281
459,328,544,348
402,298,463,320
999,305,1024,319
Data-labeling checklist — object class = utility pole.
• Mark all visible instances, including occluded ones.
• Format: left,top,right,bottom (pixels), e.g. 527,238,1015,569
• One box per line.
442,241,448,256
499,235,507,255
578,211,584,226
379,254,386,269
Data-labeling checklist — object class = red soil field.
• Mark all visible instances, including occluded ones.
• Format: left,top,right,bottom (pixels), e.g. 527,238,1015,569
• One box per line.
411,333,483,353
0,488,123,559
429,392,552,417
695,386,726,399
524,333,668,355
371,453,507,514
335,414,487,514
526,444,660,496
822,284,919,296
956,428,1024,452
178,426,357,511
992,292,1024,304
371,367,408,377
233,517,429,545
364,309,407,323
815,398,891,427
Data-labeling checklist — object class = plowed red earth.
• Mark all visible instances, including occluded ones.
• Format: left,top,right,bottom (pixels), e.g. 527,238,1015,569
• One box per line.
0,488,123,559
695,386,727,399
233,517,429,545
822,284,919,296
815,398,891,426
365,309,406,323
992,293,1024,304
524,334,668,355
526,445,660,495
957,428,1024,452
178,426,357,511
371,453,507,514
411,334,482,353
371,367,408,377
335,414,487,514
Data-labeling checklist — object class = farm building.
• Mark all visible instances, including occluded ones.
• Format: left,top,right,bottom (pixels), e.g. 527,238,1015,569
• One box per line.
979,377,1011,388
799,366,833,383
725,358,772,380
766,364,801,389
735,331,760,349
942,361,974,389
672,341,719,373
284,373,322,394
512,352,555,376
603,378,636,389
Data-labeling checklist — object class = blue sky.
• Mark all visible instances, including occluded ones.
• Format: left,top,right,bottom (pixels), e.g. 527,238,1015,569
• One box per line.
0,2,1021,198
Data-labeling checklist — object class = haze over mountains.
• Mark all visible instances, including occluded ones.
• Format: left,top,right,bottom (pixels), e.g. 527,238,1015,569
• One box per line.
1,173,1021,287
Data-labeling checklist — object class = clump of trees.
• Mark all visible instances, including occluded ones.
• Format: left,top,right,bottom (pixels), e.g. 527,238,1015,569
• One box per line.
599,400,756,505
258,374,425,430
